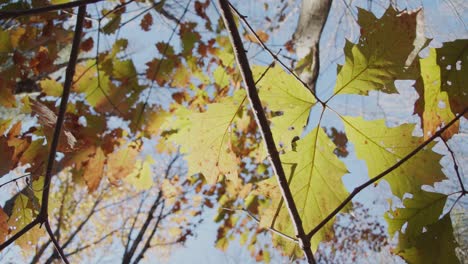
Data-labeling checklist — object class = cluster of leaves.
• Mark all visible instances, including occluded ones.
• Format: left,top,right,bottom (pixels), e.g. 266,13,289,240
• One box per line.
161,4,467,263
0,0,466,263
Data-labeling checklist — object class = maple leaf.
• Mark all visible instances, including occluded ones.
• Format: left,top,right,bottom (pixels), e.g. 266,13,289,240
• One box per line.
256,127,349,256
244,30,269,44
0,207,8,243
436,39,468,118
39,79,63,97
0,135,15,177
165,90,245,184
80,37,94,52
333,7,429,96
140,13,153,32
30,100,76,151
343,117,445,198
83,147,105,192
385,190,447,241
125,156,154,190
398,214,459,264
414,48,458,140
7,178,48,250
107,144,139,184
253,65,316,151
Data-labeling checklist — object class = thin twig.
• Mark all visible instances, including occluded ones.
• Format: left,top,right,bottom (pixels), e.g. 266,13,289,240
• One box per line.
0,174,30,188
222,207,298,243
217,1,316,263
0,0,103,19
440,136,466,193
228,2,323,105
307,107,468,240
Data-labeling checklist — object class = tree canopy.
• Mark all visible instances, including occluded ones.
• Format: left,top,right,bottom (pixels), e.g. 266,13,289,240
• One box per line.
0,0,467,263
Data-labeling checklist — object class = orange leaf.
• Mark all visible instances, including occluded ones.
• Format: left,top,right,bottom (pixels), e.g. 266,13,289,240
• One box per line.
244,30,269,44
107,145,138,183
0,207,8,243
83,147,105,191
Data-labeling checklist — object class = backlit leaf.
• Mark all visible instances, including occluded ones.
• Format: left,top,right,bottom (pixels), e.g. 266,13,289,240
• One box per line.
398,214,459,264
415,48,458,139
436,39,468,117
333,7,428,96
343,117,445,198
165,90,245,184
254,65,316,151
83,147,105,192
385,190,447,240
256,127,349,256
125,156,154,190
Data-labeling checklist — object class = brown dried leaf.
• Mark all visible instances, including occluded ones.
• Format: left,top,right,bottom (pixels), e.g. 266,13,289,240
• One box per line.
140,13,153,32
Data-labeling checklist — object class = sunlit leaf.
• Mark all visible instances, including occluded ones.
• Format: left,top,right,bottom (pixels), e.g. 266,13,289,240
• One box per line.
343,117,445,198
254,65,316,151
83,147,105,192
165,90,245,184
415,48,458,139
125,156,154,190
256,127,349,256
333,7,429,96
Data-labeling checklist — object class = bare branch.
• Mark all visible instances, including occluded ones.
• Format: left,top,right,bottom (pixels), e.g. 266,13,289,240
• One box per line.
217,1,316,262
0,0,103,19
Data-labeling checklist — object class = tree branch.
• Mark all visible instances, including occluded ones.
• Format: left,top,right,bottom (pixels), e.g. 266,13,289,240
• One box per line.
0,6,86,254
132,201,166,264
44,221,69,264
122,193,163,264
39,4,85,220
307,107,468,240
0,0,103,19
217,1,316,263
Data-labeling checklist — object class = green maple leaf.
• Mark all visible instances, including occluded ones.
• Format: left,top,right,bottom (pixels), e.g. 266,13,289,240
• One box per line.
256,127,349,256
165,90,245,184
415,48,458,140
333,7,429,96
254,65,316,151
436,39,468,118
399,214,459,264
385,190,447,241
343,117,445,198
